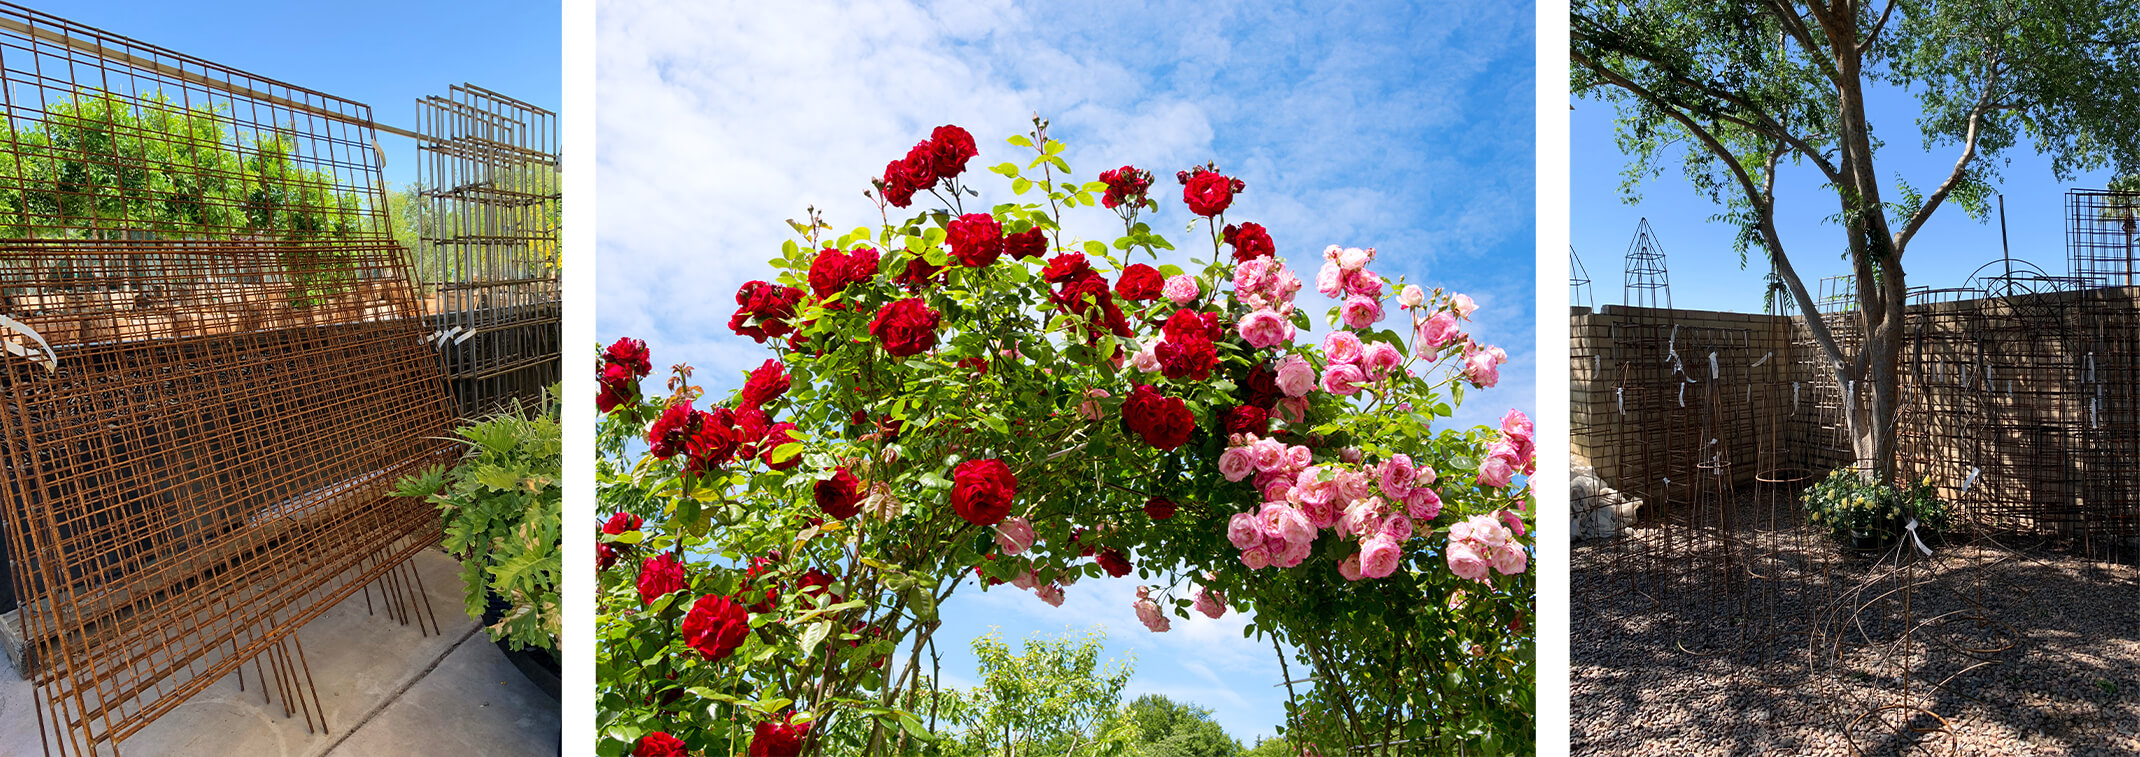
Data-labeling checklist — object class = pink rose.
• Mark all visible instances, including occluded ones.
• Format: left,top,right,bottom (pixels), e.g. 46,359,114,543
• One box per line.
1133,590,1171,633
1298,496,1339,529
1464,349,1500,388
1476,454,1515,488
1416,466,1438,486
1315,260,1344,297
1077,388,1110,420
1500,509,1527,538
1260,474,1294,503
1240,544,1273,570
1419,311,1459,353
1363,341,1403,377
1502,409,1533,444
1446,541,1491,581
1340,295,1384,329
1237,309,1294,349
1011,570,1040,590
1163,275,1200,304
1338,553,1364,581
1262,502,1315,545
1322,331,1364,365
1218,447,1255,482
1270,535,1312,568
1250,437,1288,472
1382,514,1415,542
1292,467,1338,508
1233,257,1273,292
1277,397,1310,425
1334,469,1373,503
1131,340,1162,373
995,517,1035,556
1035,584,1065,607
1398,285,1425,308
1339,498,1384,539
1359,535,1402,578
1274,355,1316,397
1284,444,1313,471
1466,514,1510,548
1321,363,1368,396
1492,542,1528,575
1337,246,1374,271
1192,586,1226,619
1452,293,1477,319
1227,512,1264,550
1379,454,1416,495
1344,269,1384,298
1403,486,1443,520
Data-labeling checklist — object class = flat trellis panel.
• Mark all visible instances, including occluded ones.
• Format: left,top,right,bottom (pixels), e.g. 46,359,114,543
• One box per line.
0,5,456,754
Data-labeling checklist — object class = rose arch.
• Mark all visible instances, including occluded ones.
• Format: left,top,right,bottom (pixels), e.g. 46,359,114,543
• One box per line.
595,120,1536,756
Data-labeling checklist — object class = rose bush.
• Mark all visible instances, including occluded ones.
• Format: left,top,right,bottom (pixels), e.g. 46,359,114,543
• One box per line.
595,118,1534,756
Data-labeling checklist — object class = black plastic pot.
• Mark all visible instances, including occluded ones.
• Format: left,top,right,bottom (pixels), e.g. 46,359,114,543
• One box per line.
480,592,561,700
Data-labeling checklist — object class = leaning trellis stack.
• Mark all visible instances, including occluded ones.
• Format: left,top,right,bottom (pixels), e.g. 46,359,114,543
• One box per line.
415,84,561,417
0,5,459,754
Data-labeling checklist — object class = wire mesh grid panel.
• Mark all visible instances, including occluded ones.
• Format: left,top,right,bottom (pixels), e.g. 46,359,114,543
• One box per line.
416,84,560,418
0,6,457,754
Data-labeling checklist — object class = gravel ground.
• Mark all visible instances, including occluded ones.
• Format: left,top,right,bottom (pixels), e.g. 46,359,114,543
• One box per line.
1573,505,2140,756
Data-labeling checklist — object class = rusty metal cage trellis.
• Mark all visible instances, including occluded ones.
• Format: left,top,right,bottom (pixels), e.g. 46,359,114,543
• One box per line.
0,4,459,754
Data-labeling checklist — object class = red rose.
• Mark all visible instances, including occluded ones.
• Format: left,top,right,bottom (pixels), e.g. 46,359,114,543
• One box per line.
1162,308,1224,343
947,213,1004,267
686,407,741,469
1222,222,1275,261
897,255,945,290
602,512,643,536
1114,264,1162,301
808,247,879,299
951,458,1017,526
881,159,920,208
603,337,653,377
739,359,791,410
1179,168,1243,217
927,125,979,179
1156,336,1217,381
745,556,782,613
680,594,751,662
1069,527,1096,557
1041,253,1093,284
1096,548,1133,578
1225,405,1270,435
637,553,686,605
759,423,802,471
596,543,618,571
1241,362,1280,409
1004,227,1048,259
731,281,804,342
1099,165,1153,210
1144,497,1177,520
647,403,700,460
634,732,689,757
597,362,639,413
903,141,939,190
1121,386,1195,450
748,716,813,757
869,298,941,358
815,467,862,520
796,567,840,603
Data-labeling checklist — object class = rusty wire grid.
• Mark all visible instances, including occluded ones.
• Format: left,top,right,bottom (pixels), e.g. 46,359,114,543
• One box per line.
415,84,560,418
0,5,457,754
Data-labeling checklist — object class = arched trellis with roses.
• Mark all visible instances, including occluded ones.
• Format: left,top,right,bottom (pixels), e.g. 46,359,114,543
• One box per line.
595,118,1535,757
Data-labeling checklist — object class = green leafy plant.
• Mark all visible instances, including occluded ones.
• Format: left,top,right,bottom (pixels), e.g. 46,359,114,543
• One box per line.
1801,468,1950,543
395,388,563,652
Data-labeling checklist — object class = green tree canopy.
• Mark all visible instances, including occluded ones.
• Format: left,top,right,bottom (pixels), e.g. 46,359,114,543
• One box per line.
1573,0,2140,478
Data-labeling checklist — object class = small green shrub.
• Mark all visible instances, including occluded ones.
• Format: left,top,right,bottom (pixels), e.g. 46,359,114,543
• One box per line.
1801,468,1950,543
394,388,562,652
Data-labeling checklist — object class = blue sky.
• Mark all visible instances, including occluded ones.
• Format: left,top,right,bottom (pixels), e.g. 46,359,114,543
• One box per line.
597,0,1535,744
33,0,561,190
1573,80,2124,315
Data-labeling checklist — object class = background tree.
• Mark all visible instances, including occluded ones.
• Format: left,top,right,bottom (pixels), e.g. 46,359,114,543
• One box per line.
940,629,1139,757
1572,0,2140,480
1123,694,1242,757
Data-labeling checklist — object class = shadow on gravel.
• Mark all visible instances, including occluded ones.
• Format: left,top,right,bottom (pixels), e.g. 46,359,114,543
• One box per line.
1572,520,2140,757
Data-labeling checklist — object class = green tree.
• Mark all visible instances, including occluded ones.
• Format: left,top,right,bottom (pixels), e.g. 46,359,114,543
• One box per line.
940,629,1139,757
1124,694,1242,757
1572,0,2140,479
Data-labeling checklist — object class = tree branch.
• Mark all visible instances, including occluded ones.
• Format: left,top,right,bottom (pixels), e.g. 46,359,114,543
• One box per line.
1893,53,2002,253
1858,0,1897,55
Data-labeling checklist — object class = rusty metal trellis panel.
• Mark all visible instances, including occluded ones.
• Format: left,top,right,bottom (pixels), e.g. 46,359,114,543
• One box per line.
416,84,561,418
0,4,456,754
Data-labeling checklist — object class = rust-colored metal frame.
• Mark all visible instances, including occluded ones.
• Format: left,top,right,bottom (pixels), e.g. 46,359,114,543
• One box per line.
0,5,456,754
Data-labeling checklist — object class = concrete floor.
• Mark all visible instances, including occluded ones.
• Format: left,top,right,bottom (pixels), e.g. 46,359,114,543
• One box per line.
0,549,559,756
